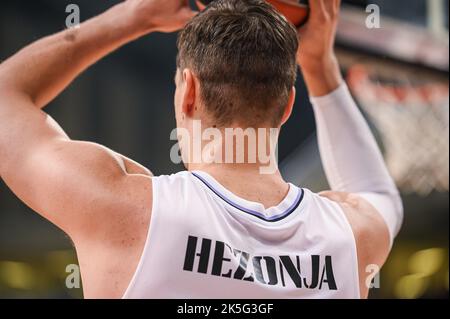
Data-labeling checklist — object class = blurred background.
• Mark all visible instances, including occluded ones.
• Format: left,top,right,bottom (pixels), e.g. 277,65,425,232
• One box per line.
0,0,448,299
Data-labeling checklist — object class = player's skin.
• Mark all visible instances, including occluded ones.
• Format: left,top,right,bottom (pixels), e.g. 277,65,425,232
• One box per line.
0,0,389,298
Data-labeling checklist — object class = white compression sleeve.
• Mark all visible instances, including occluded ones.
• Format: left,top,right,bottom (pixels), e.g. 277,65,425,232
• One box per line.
310,83,404,247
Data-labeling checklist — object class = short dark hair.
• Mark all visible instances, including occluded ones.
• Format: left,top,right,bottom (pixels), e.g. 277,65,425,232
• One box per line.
177,0,298,127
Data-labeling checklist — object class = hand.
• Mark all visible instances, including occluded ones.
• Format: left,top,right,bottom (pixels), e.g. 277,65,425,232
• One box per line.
127,0,198,33
297,0,341,72
296,0,343,97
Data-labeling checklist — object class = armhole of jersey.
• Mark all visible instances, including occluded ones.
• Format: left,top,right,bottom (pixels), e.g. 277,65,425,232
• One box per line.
332,201,362,299
122,177,158,299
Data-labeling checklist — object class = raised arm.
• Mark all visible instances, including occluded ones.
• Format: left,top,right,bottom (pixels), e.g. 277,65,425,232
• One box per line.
0,0,197,298
0,0,195,237
297,0,403,298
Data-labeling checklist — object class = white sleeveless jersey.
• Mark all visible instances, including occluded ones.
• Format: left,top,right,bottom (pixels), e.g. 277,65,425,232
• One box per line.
123,171,360,299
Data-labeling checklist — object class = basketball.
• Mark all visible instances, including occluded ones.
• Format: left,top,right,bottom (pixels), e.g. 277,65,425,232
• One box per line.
196,0,310,27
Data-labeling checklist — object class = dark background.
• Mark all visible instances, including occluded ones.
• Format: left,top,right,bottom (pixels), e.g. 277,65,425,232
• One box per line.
0,0,448,299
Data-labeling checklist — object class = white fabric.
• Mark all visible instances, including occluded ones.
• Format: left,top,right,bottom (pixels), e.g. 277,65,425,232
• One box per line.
123,171,360,299
310,84,404,247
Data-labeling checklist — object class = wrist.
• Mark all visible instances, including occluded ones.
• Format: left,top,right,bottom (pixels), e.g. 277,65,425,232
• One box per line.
299,53,339,75
300,55,344,97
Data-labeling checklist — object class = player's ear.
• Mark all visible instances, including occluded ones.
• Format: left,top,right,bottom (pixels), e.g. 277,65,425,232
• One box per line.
181,68,196,116
280,86,296,126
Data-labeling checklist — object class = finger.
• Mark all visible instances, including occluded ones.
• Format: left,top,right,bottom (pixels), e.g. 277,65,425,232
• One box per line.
321,0,341,22
309,0,327,19
323,0,334,10
332,0,342,17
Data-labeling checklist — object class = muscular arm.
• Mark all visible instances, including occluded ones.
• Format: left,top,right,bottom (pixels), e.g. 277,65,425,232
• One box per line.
297,0,403,298
0,0,196,298
0,2,155,236
0,0,197,228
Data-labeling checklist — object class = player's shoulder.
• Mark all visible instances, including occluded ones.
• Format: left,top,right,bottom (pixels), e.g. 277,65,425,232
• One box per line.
306,190,387,246
319,191,390,263
319,192,389,242
319,191,390,298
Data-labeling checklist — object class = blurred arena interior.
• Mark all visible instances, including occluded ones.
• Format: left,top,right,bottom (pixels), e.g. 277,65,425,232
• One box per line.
0,0,448,299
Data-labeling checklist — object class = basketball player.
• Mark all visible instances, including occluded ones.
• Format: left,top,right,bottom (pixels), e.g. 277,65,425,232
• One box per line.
0,0,403,299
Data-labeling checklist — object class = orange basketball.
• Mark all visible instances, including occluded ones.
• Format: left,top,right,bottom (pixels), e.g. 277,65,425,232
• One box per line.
195,0,310,27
